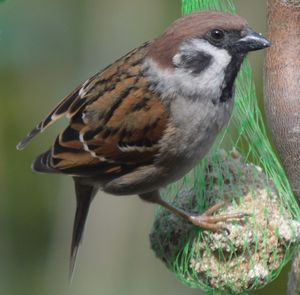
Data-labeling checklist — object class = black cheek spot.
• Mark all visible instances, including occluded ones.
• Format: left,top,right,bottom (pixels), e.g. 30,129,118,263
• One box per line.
179,51,212,75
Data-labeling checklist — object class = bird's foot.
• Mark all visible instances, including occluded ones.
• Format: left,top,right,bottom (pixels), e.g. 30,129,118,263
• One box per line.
188,201,248,232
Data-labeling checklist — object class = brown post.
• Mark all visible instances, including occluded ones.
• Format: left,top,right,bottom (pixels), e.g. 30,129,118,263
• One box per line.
264,0,300,199
265,1,300,294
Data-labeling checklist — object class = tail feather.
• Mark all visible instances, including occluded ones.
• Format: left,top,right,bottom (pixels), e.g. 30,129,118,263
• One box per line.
69,179,97,282
31,150,58,173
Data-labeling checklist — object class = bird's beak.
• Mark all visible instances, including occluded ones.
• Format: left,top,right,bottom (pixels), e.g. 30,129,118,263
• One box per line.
235,28,271,53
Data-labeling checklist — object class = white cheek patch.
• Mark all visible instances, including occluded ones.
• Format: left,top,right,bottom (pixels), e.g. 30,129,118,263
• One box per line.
172,53,182,66
146,39,232,99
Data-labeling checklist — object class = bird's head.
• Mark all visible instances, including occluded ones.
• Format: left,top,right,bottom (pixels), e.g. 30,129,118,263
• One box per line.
147,11,270,99
149,11,270,69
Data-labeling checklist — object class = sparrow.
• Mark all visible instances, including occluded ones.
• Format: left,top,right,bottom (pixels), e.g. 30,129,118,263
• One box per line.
17,11,270,277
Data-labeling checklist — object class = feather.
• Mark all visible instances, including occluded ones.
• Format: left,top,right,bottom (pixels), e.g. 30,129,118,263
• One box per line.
29,47,169,176
69,179,98,282
32,150,58,173
16,42,151,151
17,88,81,150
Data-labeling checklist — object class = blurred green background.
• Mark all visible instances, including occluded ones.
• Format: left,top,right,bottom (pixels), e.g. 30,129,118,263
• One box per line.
0,0,291,294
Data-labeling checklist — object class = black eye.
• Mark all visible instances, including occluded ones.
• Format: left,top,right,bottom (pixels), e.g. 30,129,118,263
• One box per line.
210,29,225,41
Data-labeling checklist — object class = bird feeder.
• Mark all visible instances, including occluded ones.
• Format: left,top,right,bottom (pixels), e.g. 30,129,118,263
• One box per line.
264,1,300,294
150,1,300,294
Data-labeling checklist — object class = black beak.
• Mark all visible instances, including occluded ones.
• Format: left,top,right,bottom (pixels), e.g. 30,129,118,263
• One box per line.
235,29,271,53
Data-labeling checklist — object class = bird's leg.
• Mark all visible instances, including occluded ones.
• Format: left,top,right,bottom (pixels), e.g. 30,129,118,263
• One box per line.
139,191,247,232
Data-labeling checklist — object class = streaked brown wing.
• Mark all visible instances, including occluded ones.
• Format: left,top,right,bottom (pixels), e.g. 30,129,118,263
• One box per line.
17,42,151,150
29,40,169,176
34,88,168,176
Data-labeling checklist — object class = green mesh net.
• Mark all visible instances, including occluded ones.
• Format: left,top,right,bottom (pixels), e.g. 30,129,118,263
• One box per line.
150,1,300,294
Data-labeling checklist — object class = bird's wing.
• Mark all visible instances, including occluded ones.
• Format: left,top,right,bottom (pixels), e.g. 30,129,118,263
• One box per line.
16,42,151,150
34,86,168,176
26,43,169,176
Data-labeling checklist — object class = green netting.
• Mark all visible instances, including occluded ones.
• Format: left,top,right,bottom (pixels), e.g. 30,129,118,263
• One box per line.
150,1,300,294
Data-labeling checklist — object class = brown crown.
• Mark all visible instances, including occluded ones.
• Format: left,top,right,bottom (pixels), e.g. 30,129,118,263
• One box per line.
148,11,249,68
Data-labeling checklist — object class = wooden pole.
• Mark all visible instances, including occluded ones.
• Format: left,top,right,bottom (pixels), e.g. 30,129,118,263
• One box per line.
264,0,300,200
265,1,300,294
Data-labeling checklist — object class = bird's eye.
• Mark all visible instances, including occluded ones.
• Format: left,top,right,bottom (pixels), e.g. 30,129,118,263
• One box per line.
210,29,225,41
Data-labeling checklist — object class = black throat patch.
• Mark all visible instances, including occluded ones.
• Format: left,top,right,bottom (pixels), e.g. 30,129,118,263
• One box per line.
220,54,245,103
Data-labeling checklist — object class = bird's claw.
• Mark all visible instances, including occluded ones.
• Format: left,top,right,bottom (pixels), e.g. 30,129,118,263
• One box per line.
188,201,248,233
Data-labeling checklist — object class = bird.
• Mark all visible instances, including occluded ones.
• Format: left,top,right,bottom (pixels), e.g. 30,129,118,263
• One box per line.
17,11,270,278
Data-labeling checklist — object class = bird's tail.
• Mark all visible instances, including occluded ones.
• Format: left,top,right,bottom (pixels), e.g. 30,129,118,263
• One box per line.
69,178,97,282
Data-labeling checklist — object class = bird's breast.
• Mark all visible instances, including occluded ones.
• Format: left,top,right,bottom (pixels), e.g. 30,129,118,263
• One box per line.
156,96,233,178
